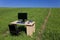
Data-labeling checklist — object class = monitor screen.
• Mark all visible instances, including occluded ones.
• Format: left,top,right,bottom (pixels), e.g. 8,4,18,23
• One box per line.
18,13,27,20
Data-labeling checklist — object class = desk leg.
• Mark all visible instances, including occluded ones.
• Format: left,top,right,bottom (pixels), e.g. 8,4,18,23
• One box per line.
33,24,35,32
26,25,33,36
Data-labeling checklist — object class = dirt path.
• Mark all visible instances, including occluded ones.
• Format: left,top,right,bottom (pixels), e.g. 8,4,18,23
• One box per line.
36,8,51,40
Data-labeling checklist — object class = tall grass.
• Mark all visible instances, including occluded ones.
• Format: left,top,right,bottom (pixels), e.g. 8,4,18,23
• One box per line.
42,8,60,40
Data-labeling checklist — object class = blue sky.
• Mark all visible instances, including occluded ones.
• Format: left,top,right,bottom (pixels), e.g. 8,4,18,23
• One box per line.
0,0,60,7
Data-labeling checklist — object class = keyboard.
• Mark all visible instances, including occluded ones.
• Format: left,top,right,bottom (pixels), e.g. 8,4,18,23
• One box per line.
17,21,25,24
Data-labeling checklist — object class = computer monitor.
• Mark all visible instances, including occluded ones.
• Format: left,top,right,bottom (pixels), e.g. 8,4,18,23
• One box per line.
18,13,27,22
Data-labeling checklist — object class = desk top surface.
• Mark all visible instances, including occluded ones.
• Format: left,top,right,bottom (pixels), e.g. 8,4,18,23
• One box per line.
10,20,35,25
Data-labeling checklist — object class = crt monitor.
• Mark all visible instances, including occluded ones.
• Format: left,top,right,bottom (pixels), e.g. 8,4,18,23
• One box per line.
18,13,27,22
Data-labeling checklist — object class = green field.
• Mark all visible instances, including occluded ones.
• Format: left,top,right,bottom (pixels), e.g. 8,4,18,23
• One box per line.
0,8,49,40
42,8,60,40
0,8,60,40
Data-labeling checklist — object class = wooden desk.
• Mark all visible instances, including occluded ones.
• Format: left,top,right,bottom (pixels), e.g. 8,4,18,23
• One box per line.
10,20,35,36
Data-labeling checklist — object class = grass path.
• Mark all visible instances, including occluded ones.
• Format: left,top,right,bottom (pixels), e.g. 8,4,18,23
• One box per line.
36,8,51,40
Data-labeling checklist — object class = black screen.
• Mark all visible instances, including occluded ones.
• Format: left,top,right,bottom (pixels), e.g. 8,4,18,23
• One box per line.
18,13,27,20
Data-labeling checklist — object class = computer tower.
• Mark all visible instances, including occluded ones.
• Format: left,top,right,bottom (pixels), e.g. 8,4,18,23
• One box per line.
8,24,19,35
